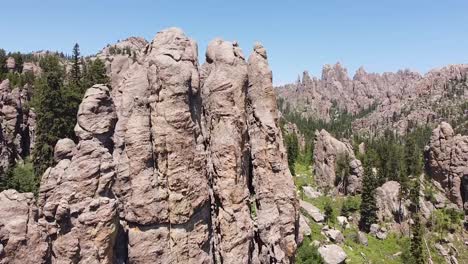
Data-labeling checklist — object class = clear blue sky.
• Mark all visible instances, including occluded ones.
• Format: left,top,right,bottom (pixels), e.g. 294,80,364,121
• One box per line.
1,0,468,85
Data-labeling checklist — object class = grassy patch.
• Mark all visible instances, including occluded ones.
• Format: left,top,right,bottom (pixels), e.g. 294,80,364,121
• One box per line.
294,161,315,192
342,229,407,264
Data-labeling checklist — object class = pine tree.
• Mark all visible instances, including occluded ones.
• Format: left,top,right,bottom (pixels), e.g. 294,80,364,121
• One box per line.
359,158,378,232
409,179,425,264
405,135,422,177
32,56,65,175
32,55,81,176
82,58,108,90
285,133,299,176
410,213,425,264
324,201,335,225
0,49,6,79
335,153,351,194
71,43,81,86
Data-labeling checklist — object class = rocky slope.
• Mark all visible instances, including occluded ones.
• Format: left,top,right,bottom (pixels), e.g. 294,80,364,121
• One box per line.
0,28,298,264
277,63,468,135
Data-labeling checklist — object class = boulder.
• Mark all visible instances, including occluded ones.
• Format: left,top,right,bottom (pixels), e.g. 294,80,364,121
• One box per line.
300,200,325,222
75,84,117,143
357,231,368,246
324,229,344,243
375,181,408,222
53,138,76,161
376,230,388,240
337,216,349,228
318,244,347,264
303,185,322,199
298,214,311,244
369,223,380,235
311,240,321,247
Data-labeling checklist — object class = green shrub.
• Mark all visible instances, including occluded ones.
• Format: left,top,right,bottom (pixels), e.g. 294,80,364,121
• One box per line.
296,237,325,264
341,196,361,217
423,185,437,204
429,208,464,235
324,201,336,225
5,159,38,194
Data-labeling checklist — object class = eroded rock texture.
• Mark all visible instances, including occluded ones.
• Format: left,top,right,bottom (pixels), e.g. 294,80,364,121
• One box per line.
313,129,363,194
426,122,468,209
38,84,118,264
0,28,298,264
246,43,298,262
201,38,253,263
0,190,48,264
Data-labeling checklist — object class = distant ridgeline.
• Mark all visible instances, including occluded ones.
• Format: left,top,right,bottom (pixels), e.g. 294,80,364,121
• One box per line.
276,63,468,136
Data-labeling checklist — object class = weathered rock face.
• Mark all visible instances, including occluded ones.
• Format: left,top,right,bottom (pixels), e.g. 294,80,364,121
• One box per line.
313,129,363,194
375,177,453,225
0,190,49,264
0,28,298,264
0,80,35,178
426,122,468,209
119,28,210,264
201,38,252,264
246,42,298,262
38,84,119,264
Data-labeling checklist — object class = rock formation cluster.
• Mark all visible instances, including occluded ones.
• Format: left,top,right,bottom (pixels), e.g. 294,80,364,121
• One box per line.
277,63,421,121
0,28,298,264
277,63,468,135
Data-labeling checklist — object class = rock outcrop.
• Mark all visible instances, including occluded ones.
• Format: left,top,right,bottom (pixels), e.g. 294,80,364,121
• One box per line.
246,42,298,262
0,80,35,178
426,122,468,209
313,129,363,194
37,84,118,264
375,181,407,223
0,190,48,264
0,28,298,264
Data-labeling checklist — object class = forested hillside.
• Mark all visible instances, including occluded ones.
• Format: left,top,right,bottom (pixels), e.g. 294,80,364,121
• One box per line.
279,79,468,263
